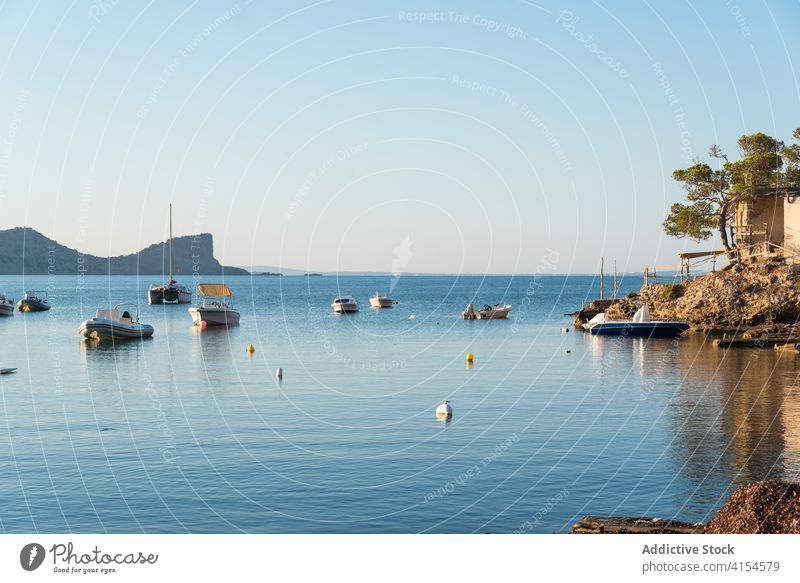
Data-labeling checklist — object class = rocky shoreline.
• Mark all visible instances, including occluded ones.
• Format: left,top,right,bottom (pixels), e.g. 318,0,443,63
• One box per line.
576,260,800,336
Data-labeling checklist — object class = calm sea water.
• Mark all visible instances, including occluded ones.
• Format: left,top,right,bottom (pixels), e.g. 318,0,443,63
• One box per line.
1,274,799,533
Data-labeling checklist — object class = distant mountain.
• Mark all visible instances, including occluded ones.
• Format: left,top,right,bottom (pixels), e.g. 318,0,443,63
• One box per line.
0,227,249,275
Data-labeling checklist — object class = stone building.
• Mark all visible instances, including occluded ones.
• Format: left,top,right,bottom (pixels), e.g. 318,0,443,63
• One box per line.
734,187,800,259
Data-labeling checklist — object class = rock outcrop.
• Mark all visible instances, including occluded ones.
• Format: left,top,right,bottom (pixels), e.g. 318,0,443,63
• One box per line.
606,263,800,330
0,227,248,275
705,480,800,534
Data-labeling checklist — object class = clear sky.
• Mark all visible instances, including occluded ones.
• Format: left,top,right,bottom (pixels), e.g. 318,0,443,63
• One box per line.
0,0,798,274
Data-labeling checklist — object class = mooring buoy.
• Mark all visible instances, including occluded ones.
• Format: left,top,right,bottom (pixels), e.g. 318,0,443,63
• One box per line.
436,401,453,418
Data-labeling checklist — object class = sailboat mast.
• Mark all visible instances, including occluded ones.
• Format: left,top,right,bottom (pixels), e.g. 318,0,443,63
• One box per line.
168,203,173,282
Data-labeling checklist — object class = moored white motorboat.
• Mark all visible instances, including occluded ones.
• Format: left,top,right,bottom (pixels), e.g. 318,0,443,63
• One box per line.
582,304,689,337
462,303,512,320
369,292,397,308
79,304,154,341
17,291,51,312
188,283,240,327
0,293,14,317
331,296,358,314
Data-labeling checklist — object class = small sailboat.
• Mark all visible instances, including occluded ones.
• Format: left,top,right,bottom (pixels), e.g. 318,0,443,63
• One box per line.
583,304,688,337
462,303,512,320
79,304,154,341
331,296,358,314
17,291,51,312
369,292,398,308
188,283,240,327
148,204,191,304
0,293,14,316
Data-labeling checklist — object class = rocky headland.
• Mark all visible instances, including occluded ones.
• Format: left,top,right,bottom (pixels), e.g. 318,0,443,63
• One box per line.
593,261,800,335
0,227,248,276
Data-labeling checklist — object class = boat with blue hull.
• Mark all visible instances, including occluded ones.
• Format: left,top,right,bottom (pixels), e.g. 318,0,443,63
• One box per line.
583,305,688,338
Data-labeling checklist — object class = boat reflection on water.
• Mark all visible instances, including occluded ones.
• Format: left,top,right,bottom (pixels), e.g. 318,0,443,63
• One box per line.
79,333,151,391
189,319,240,372
79,335,151,356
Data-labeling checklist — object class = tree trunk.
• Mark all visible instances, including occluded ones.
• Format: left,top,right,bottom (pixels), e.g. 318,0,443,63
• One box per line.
718,203,733,259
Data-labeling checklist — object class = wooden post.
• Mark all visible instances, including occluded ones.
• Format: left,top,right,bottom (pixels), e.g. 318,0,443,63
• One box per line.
613,260,619,298
600,257,604,300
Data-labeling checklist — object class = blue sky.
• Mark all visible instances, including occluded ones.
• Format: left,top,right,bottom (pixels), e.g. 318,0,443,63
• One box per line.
0,0,798,273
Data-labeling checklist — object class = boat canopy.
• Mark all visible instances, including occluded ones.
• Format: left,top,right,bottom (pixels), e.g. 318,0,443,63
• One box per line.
632,304,650,323
587,312,608,326
197,283,233,297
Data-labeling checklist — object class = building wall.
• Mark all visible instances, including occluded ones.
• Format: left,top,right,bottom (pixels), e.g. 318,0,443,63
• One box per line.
743,196,783,247
734,196,784,259
784,194,800,257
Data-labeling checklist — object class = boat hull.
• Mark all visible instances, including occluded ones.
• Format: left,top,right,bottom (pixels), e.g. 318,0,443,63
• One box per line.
149,285,192,304
332,303,358,313
476,308,511,320
79,319,155,341
369,298,396,308
588,322,689,337
189,306,240,327
0,302,14,316
17,298,50,312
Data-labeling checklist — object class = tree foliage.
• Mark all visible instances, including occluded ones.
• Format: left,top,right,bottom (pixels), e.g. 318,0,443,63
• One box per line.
782,129,800,189
662,202,716,241
664,129,798,254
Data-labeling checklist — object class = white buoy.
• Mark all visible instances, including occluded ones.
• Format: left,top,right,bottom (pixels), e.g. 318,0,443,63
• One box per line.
276,367,283,379
560,327,569,333
408,314,416,320
436,400,453,418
